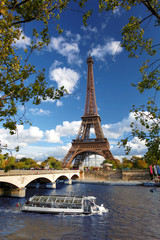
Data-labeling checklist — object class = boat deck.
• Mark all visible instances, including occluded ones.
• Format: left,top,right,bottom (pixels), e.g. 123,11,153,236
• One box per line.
27,195,84,209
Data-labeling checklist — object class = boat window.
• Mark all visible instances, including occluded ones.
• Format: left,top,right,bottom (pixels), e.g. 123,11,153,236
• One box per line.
27,195,84,209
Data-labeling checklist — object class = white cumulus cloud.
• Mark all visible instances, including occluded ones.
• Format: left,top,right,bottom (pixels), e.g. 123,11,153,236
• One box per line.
47,35,82,65
55,121,81,137
128,137,147,155
102,112,135,139
91,39,123,61
49,67,80,94
44,121,81,143
0,125,43,149
45,129,61,143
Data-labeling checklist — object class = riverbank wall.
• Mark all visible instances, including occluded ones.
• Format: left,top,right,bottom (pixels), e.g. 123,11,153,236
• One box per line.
84,169,150,181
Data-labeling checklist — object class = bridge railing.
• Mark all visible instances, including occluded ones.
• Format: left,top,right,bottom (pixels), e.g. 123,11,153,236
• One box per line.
0,169,80,176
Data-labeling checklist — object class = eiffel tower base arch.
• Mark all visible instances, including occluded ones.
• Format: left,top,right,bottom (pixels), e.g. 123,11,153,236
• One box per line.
61,139,114,168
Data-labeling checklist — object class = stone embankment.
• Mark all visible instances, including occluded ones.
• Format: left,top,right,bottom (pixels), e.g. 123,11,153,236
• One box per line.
77,169,160,186
83,169,150,181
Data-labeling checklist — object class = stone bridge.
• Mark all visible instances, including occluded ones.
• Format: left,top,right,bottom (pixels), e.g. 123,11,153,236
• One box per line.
0,169,83,198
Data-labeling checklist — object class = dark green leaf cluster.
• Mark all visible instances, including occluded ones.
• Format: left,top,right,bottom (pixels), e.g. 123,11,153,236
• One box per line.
102,158,122,169
122,156,148,169
41,156,62,169
121,16,156,58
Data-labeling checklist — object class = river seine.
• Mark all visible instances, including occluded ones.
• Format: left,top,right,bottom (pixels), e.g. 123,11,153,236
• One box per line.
0,182,159,240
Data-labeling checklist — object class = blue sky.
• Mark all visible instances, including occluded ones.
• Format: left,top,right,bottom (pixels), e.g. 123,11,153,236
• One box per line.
1,1,157,164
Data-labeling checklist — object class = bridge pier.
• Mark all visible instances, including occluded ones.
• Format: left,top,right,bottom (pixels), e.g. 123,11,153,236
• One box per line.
65,179,72,185
0,187,26,198
79,171,84,180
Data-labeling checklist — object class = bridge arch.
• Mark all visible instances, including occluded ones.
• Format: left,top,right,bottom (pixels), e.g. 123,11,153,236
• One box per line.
55,175,69,181
24,176,53,188
0,181,19,188
54,173,79,181
71,174,79,180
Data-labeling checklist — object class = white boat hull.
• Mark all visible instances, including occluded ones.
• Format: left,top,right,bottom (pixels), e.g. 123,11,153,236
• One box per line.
22,206,84,214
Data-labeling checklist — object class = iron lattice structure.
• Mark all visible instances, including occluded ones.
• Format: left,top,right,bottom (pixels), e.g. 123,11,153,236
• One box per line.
61,55,114,168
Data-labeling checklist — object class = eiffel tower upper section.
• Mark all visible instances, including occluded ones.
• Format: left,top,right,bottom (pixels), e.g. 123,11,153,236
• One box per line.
84,55,98,117
75,54,105,141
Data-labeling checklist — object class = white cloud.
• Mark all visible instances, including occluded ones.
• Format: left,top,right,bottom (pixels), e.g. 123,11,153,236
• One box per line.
0,125,43,149
42,143,71,161
44,121,81,143
55,121,81,138
45,129,61,143
76,95,80,101
47,35,82,65
29,108,51,116
108,137,146,157
102,112,135,139
65,30,81,42
101,22,107,30
113,7,121,15
132,110,158,132
15,143,72,161
80,25,99,43
128,137,147,155
49,67,80,94
91,39,123,61
56,100,63,107
101,112,148,158
81,25,98,33
51,60,63,69
18,105,25,112
13,29,31,49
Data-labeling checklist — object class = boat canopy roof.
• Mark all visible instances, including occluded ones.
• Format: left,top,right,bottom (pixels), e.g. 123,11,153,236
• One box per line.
29,195,87,205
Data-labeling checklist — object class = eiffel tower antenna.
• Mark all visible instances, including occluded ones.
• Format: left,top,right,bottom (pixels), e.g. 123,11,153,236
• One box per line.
61,55,114,168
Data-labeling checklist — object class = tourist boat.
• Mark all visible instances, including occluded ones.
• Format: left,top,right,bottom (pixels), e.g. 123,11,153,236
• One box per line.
20,195,107,215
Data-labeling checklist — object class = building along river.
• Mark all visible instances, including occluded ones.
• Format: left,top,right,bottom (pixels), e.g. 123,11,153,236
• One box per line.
0,182,159,240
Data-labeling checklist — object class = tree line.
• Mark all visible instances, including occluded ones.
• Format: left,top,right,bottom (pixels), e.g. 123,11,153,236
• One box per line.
102,155,158,170
0,155,62,172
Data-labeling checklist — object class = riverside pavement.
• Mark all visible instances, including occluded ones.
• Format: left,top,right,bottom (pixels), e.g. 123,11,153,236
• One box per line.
74,179,160,187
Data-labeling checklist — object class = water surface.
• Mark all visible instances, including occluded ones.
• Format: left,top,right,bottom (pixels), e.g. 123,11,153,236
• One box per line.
0,183,159,240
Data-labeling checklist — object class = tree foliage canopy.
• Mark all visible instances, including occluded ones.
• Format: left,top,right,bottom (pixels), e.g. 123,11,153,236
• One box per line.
103,158,122,169
122,156,148,169
41,156,61,169
0,0,71,134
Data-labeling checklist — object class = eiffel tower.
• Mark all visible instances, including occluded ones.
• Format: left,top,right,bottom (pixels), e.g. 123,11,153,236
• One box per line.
61,54,114,168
